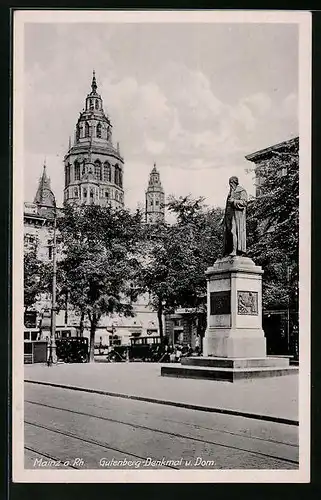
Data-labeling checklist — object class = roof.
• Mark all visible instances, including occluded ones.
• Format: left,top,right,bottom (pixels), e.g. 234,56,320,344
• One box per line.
33,165,56,208
245,136,299,162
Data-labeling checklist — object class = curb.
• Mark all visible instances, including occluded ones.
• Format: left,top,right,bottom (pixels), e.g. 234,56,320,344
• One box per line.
25,379,299,427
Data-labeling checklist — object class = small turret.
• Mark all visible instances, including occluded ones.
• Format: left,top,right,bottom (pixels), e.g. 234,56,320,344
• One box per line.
34,163,56,210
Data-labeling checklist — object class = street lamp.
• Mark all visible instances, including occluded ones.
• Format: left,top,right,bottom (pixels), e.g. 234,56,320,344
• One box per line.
49,200,58,364
37,198,58,365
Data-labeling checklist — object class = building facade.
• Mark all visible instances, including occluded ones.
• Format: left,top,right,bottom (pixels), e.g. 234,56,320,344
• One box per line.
245,136,299,358
145,163,165,223
63,71,124,208
245,136,299,197
24,164,56,263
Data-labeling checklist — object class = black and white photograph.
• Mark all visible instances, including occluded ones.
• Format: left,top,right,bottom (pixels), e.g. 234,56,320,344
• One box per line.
13,10,311,482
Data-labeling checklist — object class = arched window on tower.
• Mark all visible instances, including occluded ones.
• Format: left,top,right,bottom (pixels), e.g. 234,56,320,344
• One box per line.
103,161,111,182
107,126,111,141
65,164,70,187
90,188,94,204
94,160,102,180
119,170,123,188
76,123,80,141
114,164,119,186
85,122,90,138
96,123,102,138
90,99,94,110
74,161,80,181
95,99,99,110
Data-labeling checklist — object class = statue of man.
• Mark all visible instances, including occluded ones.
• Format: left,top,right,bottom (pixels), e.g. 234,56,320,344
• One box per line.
223,176,247,256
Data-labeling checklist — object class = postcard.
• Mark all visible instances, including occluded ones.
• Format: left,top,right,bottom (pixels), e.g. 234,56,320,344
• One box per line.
12,9,311,483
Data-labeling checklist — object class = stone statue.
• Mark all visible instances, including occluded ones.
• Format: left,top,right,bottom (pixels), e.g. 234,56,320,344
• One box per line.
223,176,247,256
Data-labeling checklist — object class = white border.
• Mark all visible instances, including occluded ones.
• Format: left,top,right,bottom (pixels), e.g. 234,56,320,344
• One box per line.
12,9,312,483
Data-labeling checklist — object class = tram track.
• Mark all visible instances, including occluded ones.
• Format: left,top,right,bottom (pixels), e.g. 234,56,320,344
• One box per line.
25,399,299,467
25,420,180,469
84,400,298,448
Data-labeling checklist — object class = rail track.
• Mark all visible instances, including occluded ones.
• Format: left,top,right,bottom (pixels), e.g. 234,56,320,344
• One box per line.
25,398,299,468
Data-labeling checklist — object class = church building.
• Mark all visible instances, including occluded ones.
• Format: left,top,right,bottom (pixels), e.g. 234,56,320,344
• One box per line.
63,71,124,208
24,72,165,348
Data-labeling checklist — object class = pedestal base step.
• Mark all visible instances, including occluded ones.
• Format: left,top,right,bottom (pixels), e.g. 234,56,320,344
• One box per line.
161,364,298,382
181,356,290,369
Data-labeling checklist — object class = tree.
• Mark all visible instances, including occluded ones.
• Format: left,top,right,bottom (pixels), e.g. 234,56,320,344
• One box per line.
24,249,51,312
139,196,224,342
57,204,143,362
247,146,299,315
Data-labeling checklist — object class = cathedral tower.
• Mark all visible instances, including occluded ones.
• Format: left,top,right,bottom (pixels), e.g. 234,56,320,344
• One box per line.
145,163,165,223
63,71,124,208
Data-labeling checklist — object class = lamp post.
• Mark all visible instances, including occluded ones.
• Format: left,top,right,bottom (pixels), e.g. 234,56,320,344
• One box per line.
38,199,58,366
50,204,58,364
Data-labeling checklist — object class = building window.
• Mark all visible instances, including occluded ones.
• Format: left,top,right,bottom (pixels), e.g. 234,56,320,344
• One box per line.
114,164,119,185
48,239,53,260
65,164,70,186
103,161,111,182
74,188,78,197
24,234,37,249
119,170,123,188
95,99,99,110
76,123,80,141
115,191,118,201
74,161,80,181
85,122,90,138
155,200,159,206
83,188,87,199
94,160,102,180
105,190,109,198
96,123,102,138
89,99,94,110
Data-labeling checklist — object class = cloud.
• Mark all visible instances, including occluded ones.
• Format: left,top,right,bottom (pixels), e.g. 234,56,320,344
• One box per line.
282,92,298,118
242,92,273,115
23,28,298,213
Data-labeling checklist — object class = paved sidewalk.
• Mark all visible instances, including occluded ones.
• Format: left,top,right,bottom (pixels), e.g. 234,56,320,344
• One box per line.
24,362,298,422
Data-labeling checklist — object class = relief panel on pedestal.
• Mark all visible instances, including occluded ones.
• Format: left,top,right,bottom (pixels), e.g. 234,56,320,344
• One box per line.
209,290,231,327
237,291,258,315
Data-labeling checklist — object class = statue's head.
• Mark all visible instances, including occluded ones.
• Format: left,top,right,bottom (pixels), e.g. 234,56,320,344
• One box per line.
229,176,239,188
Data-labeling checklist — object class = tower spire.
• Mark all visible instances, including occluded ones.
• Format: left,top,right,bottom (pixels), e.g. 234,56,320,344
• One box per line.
34,163,55,208
91,69,97,94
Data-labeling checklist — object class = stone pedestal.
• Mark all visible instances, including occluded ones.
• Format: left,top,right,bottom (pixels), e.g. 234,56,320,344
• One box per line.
161,255,298,382
203,256,266,358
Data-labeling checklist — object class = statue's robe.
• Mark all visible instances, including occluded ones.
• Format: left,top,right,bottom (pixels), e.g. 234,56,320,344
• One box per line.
223,185,247,256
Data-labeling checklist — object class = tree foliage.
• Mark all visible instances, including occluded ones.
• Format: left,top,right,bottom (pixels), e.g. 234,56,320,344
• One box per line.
247,145,299,312
24,248,51,311
138,195,224,339
57,204,144,361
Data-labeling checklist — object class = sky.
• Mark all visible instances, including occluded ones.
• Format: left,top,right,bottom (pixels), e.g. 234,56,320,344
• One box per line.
22,21,298,212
